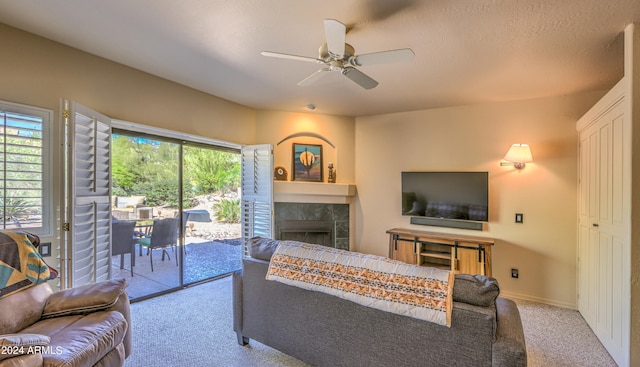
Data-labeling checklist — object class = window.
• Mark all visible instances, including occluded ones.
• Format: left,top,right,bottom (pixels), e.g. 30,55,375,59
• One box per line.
0,100,52,235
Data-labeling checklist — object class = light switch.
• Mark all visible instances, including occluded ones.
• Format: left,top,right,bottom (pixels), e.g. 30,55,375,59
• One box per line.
515,213,523,223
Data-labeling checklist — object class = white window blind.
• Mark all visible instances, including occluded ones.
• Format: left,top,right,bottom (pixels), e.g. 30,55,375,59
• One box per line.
0,101,52,235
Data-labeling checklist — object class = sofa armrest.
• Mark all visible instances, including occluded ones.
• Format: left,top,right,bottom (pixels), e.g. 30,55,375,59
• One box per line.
41,279,127,319
0,353,43,367
232,270,248,345
492,297,527,367
0,334,50,363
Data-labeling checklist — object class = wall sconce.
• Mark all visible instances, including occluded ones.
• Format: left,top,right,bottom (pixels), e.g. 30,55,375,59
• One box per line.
500,144,533,169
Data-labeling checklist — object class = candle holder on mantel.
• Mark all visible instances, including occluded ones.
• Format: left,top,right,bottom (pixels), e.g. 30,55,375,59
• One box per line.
328,163,336,183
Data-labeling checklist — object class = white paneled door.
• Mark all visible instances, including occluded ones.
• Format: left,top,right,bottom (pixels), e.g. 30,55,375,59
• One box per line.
577,80,630,367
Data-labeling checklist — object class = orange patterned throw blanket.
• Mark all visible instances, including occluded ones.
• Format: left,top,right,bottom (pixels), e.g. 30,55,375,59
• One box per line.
266,242,454,327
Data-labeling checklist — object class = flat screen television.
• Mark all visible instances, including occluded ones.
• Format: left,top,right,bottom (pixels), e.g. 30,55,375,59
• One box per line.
401,172,489,222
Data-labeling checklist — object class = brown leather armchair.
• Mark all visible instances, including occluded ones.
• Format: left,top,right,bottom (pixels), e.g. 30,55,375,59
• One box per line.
0,278,132,367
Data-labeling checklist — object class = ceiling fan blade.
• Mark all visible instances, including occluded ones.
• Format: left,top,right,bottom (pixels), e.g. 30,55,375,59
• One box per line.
261,51,324,64
324,19,346,58
351,48,415,66
342,67,378,90
298,68,331,86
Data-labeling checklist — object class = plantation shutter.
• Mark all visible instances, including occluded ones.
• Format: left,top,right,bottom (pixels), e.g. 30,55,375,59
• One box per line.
0,104,50,233
240,144,273,256
61,100,112,288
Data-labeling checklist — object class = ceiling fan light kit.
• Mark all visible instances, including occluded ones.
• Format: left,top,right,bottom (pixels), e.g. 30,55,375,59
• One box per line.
262,19,414,90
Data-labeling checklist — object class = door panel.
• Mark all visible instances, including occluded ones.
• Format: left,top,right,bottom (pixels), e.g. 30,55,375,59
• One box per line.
62,100,112,288
241,144,273,255
577,91,629,366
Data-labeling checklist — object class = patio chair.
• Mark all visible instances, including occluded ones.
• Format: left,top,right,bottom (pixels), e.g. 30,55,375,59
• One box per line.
112,220,137,276
135,217,179,271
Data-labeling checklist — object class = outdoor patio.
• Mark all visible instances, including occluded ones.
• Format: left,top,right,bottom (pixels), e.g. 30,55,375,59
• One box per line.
111,237,243,300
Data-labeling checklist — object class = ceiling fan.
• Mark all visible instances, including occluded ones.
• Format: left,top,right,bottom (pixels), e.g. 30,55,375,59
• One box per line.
261,19,414,90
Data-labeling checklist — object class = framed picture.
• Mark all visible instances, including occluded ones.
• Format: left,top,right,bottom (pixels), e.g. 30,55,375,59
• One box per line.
292,143,323,182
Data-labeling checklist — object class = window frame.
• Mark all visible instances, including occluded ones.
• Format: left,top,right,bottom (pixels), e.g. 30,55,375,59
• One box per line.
0,100,53,236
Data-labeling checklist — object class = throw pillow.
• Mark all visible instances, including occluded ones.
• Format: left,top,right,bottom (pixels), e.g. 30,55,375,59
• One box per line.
452,274,500,307
0,231,57,300
248,237,280,261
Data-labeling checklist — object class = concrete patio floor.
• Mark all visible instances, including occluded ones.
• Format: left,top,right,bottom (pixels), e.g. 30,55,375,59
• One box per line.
111,238,242,300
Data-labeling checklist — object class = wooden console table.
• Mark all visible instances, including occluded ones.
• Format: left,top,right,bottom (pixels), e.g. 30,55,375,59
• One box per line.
386,228,494,276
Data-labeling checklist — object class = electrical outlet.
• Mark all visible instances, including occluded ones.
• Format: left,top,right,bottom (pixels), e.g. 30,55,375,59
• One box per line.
39,242,51,257
511,268,519,278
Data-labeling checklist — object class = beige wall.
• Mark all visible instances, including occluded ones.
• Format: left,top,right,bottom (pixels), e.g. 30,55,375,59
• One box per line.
255,110,356,183
354,92,605,308
0,23,255,144
0,24,256,271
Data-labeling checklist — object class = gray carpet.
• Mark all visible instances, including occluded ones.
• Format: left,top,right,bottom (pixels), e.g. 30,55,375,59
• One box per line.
124,276,307,367
513,299,617,367
124,277,616,367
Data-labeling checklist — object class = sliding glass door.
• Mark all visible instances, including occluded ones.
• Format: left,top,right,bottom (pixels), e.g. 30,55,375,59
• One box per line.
182,144,242,284
110,131,242,300
111,133,181,299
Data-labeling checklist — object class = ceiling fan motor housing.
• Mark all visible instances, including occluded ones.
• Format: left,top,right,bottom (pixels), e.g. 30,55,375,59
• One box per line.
319,43,355,62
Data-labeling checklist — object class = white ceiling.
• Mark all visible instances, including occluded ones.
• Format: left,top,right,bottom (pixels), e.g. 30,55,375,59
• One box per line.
1,0,639,117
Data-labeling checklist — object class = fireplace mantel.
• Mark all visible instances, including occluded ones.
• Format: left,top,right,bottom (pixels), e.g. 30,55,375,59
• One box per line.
274,181,356,204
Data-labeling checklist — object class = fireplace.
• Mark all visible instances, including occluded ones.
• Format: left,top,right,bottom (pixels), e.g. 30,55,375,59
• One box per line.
274,202,349,250
273,181,356,251
276,220,333,247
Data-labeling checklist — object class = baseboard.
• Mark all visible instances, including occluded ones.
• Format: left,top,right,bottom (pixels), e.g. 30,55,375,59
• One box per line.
500,290,577,310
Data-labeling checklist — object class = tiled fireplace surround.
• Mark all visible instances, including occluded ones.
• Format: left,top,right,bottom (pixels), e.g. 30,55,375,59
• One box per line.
273,181,356,251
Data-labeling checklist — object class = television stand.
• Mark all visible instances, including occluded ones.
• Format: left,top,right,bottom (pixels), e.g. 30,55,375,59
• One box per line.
386,228,494,276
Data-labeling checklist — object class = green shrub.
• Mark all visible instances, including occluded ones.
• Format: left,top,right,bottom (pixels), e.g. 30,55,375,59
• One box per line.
213,199,240,223
0,196,34,221
184,148,240,194
131,180,195,209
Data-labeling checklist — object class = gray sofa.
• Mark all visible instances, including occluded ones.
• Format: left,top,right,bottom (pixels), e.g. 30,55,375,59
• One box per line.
232,238,527,367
